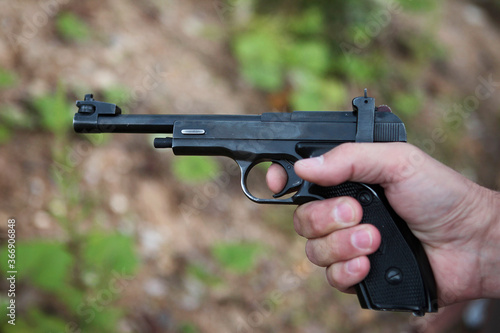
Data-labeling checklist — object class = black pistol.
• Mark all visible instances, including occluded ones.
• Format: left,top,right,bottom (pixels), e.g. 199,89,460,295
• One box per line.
73,90,438,316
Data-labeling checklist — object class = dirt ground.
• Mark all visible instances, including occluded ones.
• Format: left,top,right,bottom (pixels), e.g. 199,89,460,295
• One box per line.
1,0,500,332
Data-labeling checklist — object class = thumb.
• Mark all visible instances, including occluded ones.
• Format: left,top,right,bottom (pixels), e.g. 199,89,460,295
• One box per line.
294,142,424,187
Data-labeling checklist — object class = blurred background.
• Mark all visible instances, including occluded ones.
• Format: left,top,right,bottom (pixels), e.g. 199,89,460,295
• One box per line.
1,0,500,332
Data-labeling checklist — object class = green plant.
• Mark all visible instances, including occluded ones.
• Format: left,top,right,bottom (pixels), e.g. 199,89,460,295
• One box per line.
0,232,137,331
172,156,221,184
233,22,286,91
103,85,132,107
177,321,200,333
231,0,439,112
0,105,36,144
1,90,139,331
232,12,332,89
231,4,375,110
211,242,264,274
290,74,347,110
0,125,10,143
0,67,18,88
32,83,73,138
392,90,424,117
56,12,91,41
396,0,436,11
187,263,222,286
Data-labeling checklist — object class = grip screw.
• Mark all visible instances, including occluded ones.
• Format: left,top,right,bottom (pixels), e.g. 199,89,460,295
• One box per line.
385,267,403,285
357,190,373,206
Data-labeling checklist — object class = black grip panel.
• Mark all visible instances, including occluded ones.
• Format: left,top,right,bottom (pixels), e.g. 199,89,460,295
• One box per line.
309,182,438,316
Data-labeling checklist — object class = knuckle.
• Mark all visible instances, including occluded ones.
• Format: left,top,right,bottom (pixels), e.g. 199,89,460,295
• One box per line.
305,238,333,267
325,232,341,257
308,208,325,235
308,200,336,235
293,211,303,236
297,201,326,237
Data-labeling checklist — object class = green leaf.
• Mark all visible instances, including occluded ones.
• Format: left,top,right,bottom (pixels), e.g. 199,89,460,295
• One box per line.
0,241,73,293
335,54,387,84
56,12,90,41
233,28,286,91
187,263,222,286
171,156,220,184
396,0,437,12
178,322,200,333
392,91,423,116
83,233,138,278
0,67,18,88
56,285,85,310
211,242,263,274
83,307,123,332
16,309,68,332
287,40,330,76
0,125,11,144
32,83,72,137
103,85,131,106
290,73,346,111
289,7,324,35
319,79,348,107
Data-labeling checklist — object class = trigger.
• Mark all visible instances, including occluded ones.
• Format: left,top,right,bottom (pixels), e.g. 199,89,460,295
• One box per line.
272,160,303,198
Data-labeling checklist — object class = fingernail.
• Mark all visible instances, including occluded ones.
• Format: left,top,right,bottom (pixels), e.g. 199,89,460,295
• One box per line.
351,228,373,250
346,257,361,275
332,199,355,224
296,155,324,169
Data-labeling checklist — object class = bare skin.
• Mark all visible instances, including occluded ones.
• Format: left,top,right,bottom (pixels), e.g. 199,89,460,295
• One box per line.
266,143,500,306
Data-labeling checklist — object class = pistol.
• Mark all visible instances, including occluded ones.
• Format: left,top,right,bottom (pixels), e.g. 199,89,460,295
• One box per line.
73,90,438,316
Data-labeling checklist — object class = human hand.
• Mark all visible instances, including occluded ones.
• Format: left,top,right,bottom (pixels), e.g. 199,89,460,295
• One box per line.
267,143,500,306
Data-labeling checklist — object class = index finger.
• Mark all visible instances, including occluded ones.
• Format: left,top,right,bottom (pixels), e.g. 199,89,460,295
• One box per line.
266,162,288,194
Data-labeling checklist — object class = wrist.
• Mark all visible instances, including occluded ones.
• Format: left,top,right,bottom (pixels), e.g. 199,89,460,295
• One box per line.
478,188,500,299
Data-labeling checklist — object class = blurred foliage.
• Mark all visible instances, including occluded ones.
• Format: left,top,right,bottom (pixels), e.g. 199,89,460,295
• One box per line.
0,233,137,332
83,233,138,277
211,242,264,274
56,12,91,41
187,263,222,286
172,156,221,184
392,90,425,117
397,0,437,11
11,242,73,292
0,104,34,129
230,0,442,113
0,125,10,143
0,105,35,144
0,67,18,88
177,322,200,333
0,83,139,331
232,7,347,110
103,85,132,107
32,83,73,139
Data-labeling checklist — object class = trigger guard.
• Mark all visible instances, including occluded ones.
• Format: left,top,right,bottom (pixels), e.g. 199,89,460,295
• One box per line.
272,160,303,198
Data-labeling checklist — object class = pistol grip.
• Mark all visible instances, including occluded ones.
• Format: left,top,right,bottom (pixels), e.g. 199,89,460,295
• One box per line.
309,182,438,316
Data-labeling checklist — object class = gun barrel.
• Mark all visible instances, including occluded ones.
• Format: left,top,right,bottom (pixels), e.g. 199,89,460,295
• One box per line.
74,93,261,134
73,113,260,133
